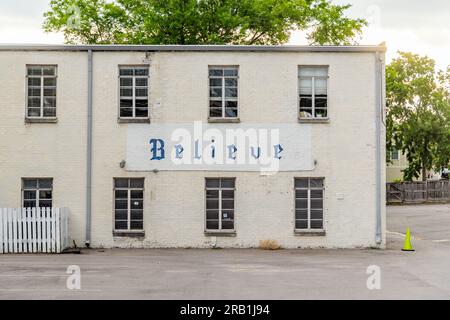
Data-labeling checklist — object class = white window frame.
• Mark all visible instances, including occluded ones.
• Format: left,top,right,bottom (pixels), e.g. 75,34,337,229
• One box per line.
26,65,57,119
208,66,239,119
294,178,325,230
298,66,329,119
205,178,235,232
113,178,144,232
391,148,399,161
118,66,149,119
22,178,53,208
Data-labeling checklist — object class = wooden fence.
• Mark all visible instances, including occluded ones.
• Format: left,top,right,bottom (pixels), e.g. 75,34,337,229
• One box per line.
387,180,450,204
0,207,69,254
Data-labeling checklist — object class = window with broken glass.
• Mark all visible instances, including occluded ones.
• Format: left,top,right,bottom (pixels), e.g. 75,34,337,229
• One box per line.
299,66,328,119
209,67,238,118
205,178,235,231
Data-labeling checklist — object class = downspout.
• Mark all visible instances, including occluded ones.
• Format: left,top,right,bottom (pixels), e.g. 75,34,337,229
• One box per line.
85,49,93,247
375,49,385,245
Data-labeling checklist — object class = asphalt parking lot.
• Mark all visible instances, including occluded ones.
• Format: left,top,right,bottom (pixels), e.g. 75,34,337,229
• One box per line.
0,204,449,299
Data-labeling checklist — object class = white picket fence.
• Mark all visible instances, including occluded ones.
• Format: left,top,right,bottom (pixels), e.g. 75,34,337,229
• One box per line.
0,207,69,254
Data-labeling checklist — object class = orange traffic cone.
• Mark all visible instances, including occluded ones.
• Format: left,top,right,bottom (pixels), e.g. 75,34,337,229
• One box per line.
401,228,415,251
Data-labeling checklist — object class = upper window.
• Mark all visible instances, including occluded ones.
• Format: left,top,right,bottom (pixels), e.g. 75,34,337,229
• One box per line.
114,178,144,231
22,178,53,208
391,148,399,161
295,178,324,230
299,66,328,119
119,66,149,118
209,67,238,118
26,66,57,118
205,178,235,231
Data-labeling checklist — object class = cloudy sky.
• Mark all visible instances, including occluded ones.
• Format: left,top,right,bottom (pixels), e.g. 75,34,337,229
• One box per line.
0,0,449,69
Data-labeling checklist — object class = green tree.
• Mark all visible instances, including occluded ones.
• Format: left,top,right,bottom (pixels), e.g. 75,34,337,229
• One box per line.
43,0,366,45
386,52,450,181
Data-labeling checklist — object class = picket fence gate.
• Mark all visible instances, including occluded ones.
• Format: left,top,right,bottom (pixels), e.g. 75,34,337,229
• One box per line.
0,207,69,254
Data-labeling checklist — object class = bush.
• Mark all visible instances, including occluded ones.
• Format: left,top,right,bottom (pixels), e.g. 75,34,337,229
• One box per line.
259,239,281,250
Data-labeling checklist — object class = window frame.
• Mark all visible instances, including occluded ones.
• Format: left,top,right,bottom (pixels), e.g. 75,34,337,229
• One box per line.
205,178,236,233
298,65,329,120
118,65,150,119
113,178,145,233
25,65,58,120
391,148,399,161
294,177,325,231
21,178,53,208
208,66,239,120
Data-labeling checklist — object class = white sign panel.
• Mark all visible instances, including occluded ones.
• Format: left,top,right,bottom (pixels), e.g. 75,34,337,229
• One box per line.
126,122,313,173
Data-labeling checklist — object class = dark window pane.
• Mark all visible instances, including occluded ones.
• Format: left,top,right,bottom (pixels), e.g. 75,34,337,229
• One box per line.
28,66,42,76
311,220,323,229
23,190,36,200
224,69,238,76
39,190,52,199
115,210,128,220
225,78,237,87
131,190,143,199
222,199,234,209
206,190,219,199
206,210,219,220
119,68,133,76
295,210,308,220
130,210,143,220
28,97,41,108
130,220,143,230
135,88,147,97
209,69,223,76
120,99,133,108
115,190,127,199
23,200,36,208
44,97,56,108
38,179,53,188
130,179,144,188
28,108,41,117
23,179,37,188
131,199,143,209
222,220,234,229
225,88,237,98
38,200,52,208
311,210,323,220
206,200,219,209
222,211,234,220
120,88,132,97
28,77,41,86
209,108,222,118
43,108,56,117
44,88,56,97
311,190,323,198
295,189,308,199
210,78,222,86
315,108,327,118
295,178,308,188
115,179,129,188
210,100,222,108
225,101,237,108
206,179,220,188
115,221,128,230
310,179,323,188
120,107,133,117
44,78,56,86
120,78,132,86
225,108,237,117
295,199,308,209
311,199,323,209
296,220,308,229
206,220,219,229
135,78,148,86
210,88,222,98
115,200,128,210
221,190,234,199
134,68,148,76
43,66,56,76
221,179,235,188
28,88,41,96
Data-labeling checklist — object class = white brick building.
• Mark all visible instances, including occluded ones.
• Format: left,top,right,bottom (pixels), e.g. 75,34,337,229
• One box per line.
0,44,386,249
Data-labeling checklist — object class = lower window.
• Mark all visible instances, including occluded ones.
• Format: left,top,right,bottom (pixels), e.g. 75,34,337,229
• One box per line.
114,178,144,231
205,178,235,231
295,178,324,230
22,178,53,208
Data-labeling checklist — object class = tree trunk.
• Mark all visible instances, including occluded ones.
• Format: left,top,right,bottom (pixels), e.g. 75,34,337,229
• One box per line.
422,164,427,181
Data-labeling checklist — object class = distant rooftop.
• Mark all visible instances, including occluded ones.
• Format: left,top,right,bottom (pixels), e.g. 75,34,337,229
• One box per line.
0,43,386,53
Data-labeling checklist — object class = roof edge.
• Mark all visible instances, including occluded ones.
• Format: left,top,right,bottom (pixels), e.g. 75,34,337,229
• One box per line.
0,43,386,53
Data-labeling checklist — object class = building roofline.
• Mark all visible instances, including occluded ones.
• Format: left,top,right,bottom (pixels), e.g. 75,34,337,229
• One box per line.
0,43,386,53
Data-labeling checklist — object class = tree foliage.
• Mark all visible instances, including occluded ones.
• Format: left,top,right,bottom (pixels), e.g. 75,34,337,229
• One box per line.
386,52,450,181
43,0,366,45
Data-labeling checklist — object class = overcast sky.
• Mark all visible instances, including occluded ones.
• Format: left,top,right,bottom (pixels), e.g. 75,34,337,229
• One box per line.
0,0,449,69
